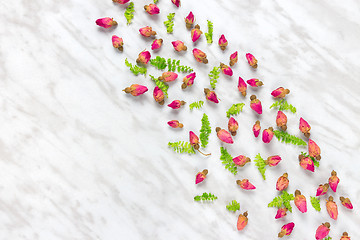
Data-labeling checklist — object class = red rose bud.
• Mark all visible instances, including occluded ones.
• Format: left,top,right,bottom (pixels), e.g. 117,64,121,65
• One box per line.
278,222,295,238
340,232,351,240
112,35,124,51
185,12,195,29
308,139,321,160
250,95,262,114
237,212,248,231
266,155,281,167
153,86,165,105
316,183,329,197
195,169,208,184
275,208,287,219
299,154,314,172
123,84,148,96
328,170,340,192
340,197,353,210
96,17,117,28
236,179,256,190
262,127,274,143
315,222,330,240
193,48,208,64
218,34,228,50
144,4,160,15
276,173,289,191
238,77,247,97
253,120,261,138
167,100,185,109
171,0,181,7
189,131,211,156
167,120,183,128
294,190,307,213
271,87,290,99
139,26,157,37
276,111,288,131
220,63,233,76
216,127,234,144
151,39,163,50
326,196,338,220
136,50,151,65
159,72,178,82
246,78,263,87
191,24,203,42
113,0,130,4
232,155,251,167
204,88,219,103
172,40,187,52
230,51,238,66
299,117,311,138
182,72,196,89
246,53,258,69
228,117,239,136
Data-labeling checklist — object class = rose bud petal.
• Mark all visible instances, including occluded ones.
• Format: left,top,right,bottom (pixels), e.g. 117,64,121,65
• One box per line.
172,40,187,52
246,78,263,87
191,24,203,42
230,51,238,66
236,179,256,190
151,39,163,50
315,222,330,240
246,53,258,69
167,100,185,109
185,11,195,29
250,95,262,114
136,50,151,65
278,222,295,238
182,72,196,89
171,0,181,7
232,155,251,167
340,197,353,210
326,196,338,220
238,77,247,97
328,170,340,192
237,212,248,231
266,155,281,167
309,139,321,160
216,127,234,144
153,86,165,105
167,120,183,128
276,111,288,131
275,208,287,219
195,169,208,184
271,87,290,99
204,88,219,103
299,117,311,138
262,127,274,143
96,17,117,28
139,26,157,37
123,84,148,96
113,0,130,4
316,183,329,197
276,173,289,191
218,34,228,50
159,72,178,82
299,155,315,172
228,117,239,136
340,232,351,240
253,120,261,138
112,35,124,51
294,190,307,213
193,48,208,64
189,131,211,156
220,63,233,76
144,4,160,15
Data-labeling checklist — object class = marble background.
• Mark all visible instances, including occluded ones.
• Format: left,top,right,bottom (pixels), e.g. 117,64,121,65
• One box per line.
1,0,360,239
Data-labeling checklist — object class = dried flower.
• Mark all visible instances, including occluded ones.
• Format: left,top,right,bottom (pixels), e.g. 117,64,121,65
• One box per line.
339,197,353,210
193,48,208,64
278,222,295,238
218,34,228,50
253,120,261,138
153,86,165,105
326,196,338,220
204,88,219,103
159,72,178,82
294,190,307,213
151,39,163,50
216,127,234,144
168,100,185,109
144,4,160,15
246,78,263,87
340,232,351,240
299,155,314,172
139,26,157,37
309,139,321,160
220,63,233,76
191,24,203,42
172,40,187,52
246,53,258,69
236,179,256,190
237,212,248,231
328,170,339,192
230,51,238,66
315,222,330,240
228,117,239,136
113,0,130,4
275,208,287,219
96,17,117,28
276,111,288,131
266,155,281,167
171,0,181,7
112,35,124,51
238,77,247,97
250,95,262,114
262,127,274,143
316,183,329,197
136,50,151,65
189,131,211,156
182,72,196,89
195,169,208,184
123,84,148,96
232,155,251,167
276,173,289,191
185,12,195,29
299,117,311,138
167,120,183,128
271,87,290,99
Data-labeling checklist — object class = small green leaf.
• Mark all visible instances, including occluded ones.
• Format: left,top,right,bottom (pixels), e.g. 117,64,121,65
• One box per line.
124,2,135,25
226,200,240,212
270,100,296,113
199,113,211,148
205,20,213,44
168,141,195,154
310,196,321,212
125,58,147,76
164,13,175,33
254,153,267,180
189,101,204,110
220,147,237,175
226,103,245,118
209,66,220,89
273,130,307,146
194,192,217,202
268,190,294,212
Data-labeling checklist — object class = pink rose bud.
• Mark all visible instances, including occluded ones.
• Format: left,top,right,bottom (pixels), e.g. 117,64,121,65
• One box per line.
167,120,183,128
193,48,208,64
139,26,157,37
159,72,178,82
326,196,338,220
167,100,185,109
144,4,160,15
232,155,251,167
182,72,196,89
236,179,256,190
189,131,211,156
153,86,165,105
220,63,233,76
340,197,353,210
237,212,248,231
96,17,118,28
253,120,261,138
230,51,238,66
250,95,262,114
278,222,295,238
204,88,219,103
172,40,187,52
266,155,281,167
151,38,163,50
309,139,321,160
228,117,239,136
299,154,315,172
136,50,151,65
171,0,181,7
112,0,130,4
299,117,311,138
276,173,289,191
112,35,124,51
294,190,307,213
123,84,148,96
246,78,263,87
216,127,234,144
262,127,274,143
238,77,247,97
340,232,351,240
276,111,288,131
316,183,329,197
328,170,340,192
275,208,287,219
246,53,258,69
315,222,330,240
191,24,203,42
195,169,208,184
185,12,195,29
218,34,228,50
271,87,290,99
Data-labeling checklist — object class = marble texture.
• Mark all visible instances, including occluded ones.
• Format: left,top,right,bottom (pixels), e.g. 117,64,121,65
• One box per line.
1,0,360,239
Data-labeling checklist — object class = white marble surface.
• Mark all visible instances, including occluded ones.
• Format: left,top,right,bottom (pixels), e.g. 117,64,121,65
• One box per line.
1,0,360,239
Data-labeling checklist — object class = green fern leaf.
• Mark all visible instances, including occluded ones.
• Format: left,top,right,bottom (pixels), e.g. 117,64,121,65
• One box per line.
226,200,240,212
254,153,267,180
310,196,321,212
164,13,175,33
268,196,283,208
323,237,332,240
150,56,167,70
150,56,193,73
273,130,307,146
268,190,294,212
154,0,159,3
125,58,147,76
220,147,237,175
189,101,204,110
200,113,211,148
194,192,218,202
149,75,169,98
124,2,135,25
209,66,220,89
270,100,296,113
205,20,213,44
168,141,195,154
226,103,245,118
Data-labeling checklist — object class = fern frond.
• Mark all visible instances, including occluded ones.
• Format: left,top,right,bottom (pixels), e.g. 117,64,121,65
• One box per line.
220,147,237,175
323,237,332,240
125,58,147,76
268,190,295,212
226,200,240,212
209,67,220,89
124,2,135,25
154,0,159,3
310,196,321,212
150,56,167,70
200,113,211,148
164,13,175,33
300,152,320,167
150,56,193,73
268,196,283,208
189,101,204,110
254,153,267,180
273,130,307,146
270,100,297,113
226,103,245,118
194,192,218,202
205,20,213,44
168,141,195,154
149,75,169,97
167,59,177,72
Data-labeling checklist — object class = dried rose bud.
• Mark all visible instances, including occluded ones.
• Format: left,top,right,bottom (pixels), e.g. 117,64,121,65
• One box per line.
144,4,160,15
266,155,281,167
237,212,248,231
238,77,247,97
171,0,181,7
232,155,250,167
189,131,210,156
195,169,208,184
112,35,124,51
276,173,289,191
309,139,321,160
151,39,163,50
228,117,239,136
340,232,351,240
340,197,353,210
153,86,165,105
191,24,202,42
167,120,183,128
246,53,258,69
139,26,157,37
294,190,307,213
216,127,234,144
328,170,339,192
250,95,262,114
271,87,290,99
182,72,196,89
96,17,117,28
236,179,256,190
113,0,130,4
204,88,219,103
136,50,151,65
299,117,311,138
246,78,263,87
278,222,295,238
185,11,195,29
167,100,185,109
230,51,238,66
315,222,330,240
220,63,233,76
218,34,228,50
123,84,148,96
262,127,274,143
299,154,315,172
253,120,261,138
326,196,338,220
172,40,187,52
193,48,208,64
275,208,287,219
316,183,329,197
159,72,178,82
276,111,288,131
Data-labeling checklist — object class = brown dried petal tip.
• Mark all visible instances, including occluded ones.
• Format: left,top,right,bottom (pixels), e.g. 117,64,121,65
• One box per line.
295,190,301,196
324,222,330,228
202,169,208,175
250,95,256,101
243,211,248,217
215,127,221,133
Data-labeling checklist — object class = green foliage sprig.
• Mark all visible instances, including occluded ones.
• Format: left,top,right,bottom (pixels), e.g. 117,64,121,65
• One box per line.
310,196,321,212
189,101,204,110
205,20,213,44
164,13,175,33
125,58,147,76
150,56,167,70
324,237,332,240
220,147,237,175
149,75,169,97
226,103,245,118
254,153,267,180
226,200,240,212
273,130,307,146
301,152,319,167
209,67,220,89
154,0,159,3
200,113,211,148
194,192,218,202
270,99,297,113
168,141,195,154
150,56,193,73
268,190,295,212
124,2,135,25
